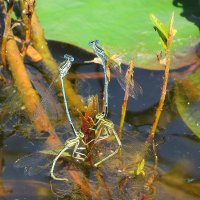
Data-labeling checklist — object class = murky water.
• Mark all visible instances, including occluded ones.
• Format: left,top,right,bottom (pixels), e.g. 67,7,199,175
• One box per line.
0,41,200,199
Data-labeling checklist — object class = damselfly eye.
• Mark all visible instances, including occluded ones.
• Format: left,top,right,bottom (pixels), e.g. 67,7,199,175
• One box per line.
63,54,74,62
88,41,94,46
63,54,69,59
69,56,74,62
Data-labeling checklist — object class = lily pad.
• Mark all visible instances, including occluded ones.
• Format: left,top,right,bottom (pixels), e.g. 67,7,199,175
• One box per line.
175,69,200,138
36,0,199,69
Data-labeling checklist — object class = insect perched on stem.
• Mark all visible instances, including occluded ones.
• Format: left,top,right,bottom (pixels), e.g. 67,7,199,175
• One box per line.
88,40,109,117
50,54,96,181
87,41,142,100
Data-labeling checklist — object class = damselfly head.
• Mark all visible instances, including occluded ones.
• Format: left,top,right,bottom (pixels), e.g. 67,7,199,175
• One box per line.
64,54,74,62
88,40,100,46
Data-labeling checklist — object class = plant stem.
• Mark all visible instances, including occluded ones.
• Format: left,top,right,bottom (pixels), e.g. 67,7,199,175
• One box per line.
19,0,86,113
6,32,62,147
147,51,170,141
1,0,14,67
19,0,35,57
0,1,61,147
147,14,175,142
119,60,134,138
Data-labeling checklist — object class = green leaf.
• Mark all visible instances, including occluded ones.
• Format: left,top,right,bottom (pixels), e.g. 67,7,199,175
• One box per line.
168,12,177,38
149,14,168,48
175,69,200,138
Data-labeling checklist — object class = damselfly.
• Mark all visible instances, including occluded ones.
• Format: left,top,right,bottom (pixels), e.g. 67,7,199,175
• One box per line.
33,54,77,131
50,54,96,181
88,40,109,117
59,54,77,136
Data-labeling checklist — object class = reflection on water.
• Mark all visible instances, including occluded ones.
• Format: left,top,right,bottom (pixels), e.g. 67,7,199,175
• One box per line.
1,41,200,199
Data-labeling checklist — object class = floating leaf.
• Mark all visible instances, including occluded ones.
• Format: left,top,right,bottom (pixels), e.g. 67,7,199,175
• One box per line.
36,1,199,69
175,77,200,138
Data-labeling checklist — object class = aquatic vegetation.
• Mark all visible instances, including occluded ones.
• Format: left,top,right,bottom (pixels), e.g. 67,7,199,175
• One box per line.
119,59,135,135
50,52,122,180
3,1,200,199
148,13,176,141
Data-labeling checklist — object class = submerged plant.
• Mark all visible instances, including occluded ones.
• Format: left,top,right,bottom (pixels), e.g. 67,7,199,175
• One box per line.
0,1,184,198
30,51,122,181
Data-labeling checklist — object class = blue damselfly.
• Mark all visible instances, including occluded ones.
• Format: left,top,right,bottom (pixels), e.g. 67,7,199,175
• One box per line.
88,40,109,117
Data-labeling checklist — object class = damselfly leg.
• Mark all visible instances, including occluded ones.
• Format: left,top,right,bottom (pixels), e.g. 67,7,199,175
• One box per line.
90,113,122,167
50,130,95,181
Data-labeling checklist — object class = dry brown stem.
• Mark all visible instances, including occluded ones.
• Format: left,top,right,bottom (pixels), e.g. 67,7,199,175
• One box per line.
119,60,134,138
1,0,14,67
19,0,35,57
147,14,175,142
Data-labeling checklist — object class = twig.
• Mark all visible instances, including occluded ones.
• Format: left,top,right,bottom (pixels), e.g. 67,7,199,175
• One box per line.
1,0,14,67
145,13,176,192
14,36,42,61
19,0,35,57
119,60,134,138
147,13,176,142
